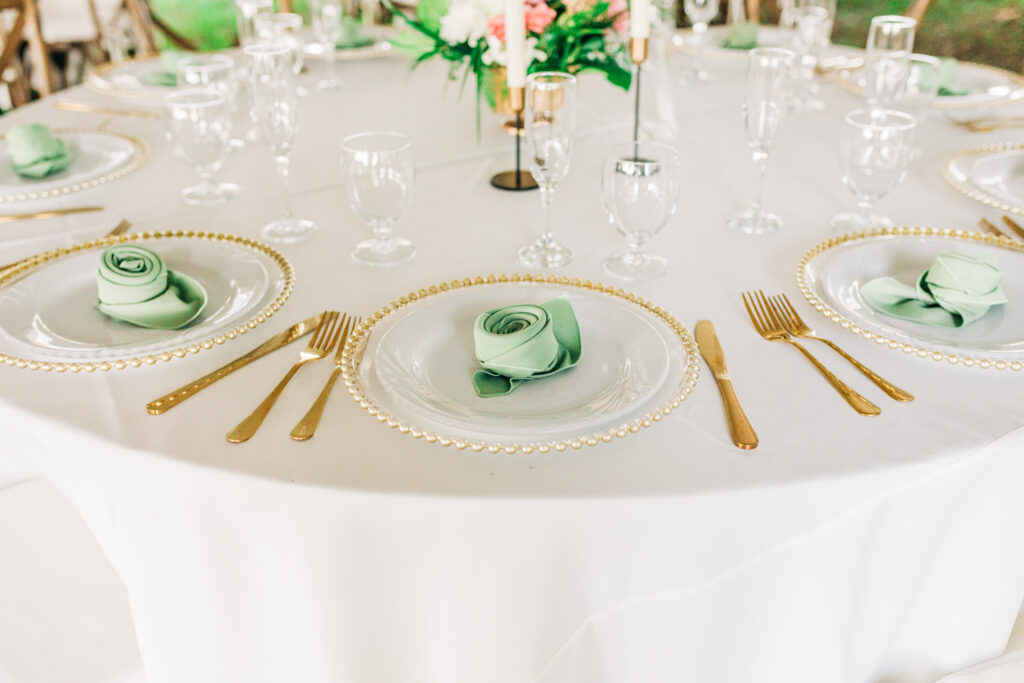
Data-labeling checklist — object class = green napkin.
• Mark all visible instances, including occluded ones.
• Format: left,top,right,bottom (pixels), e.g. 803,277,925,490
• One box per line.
472,296,582,397
143,51,184,87
721,23,758,50
96,245,207,330
861,251,1007,328
936,58,969,97
6,124,72,179
337,17,374,49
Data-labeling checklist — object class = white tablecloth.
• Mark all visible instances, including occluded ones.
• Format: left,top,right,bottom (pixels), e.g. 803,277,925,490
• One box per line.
2,49,1024,683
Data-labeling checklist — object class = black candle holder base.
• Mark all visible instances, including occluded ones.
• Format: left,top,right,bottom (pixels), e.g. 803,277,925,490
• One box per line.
490,170,538,191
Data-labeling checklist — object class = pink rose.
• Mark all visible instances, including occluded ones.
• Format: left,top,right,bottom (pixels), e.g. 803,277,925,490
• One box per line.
562,0,595,12
487,14,506,42
608,0,628,33
525,2,556,33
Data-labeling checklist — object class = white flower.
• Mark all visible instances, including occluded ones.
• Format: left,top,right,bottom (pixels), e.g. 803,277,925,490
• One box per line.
481,36,546,67
440,0,500,44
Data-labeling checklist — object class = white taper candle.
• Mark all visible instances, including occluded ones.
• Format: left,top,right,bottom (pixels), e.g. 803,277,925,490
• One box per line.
505,0,526,89
630,0,650,39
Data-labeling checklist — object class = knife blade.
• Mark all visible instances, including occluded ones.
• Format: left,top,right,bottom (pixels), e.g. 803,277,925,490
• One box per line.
146,313,324,415
695,320,758,450
0,206,103,223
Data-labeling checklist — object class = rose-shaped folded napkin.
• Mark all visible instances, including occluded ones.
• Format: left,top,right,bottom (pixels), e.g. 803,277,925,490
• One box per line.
861,251,1007,328
472,296,582,397
143,51,183,86
936,58,969,97
338,17,375,48
6,124,72,179
96,244,207,330
721,23,758,50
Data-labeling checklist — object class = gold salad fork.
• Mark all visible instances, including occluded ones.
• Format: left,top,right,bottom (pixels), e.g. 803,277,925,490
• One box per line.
0,219,131,273
290,315,361,441
742,291,881,416
766,293,913,402
226,311,344,443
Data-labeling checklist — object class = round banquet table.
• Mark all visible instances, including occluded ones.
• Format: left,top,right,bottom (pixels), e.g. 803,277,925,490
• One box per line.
2,47,1024,683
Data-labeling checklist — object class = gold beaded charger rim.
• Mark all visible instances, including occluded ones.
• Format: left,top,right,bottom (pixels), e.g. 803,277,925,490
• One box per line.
796,226,1024,371
835,61,1024,111
0,230,295,373
0,128,147,204
87,55,174,100
943,142,1024,218
339,273,702,455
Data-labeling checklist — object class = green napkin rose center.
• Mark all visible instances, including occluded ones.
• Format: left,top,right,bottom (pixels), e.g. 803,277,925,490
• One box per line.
6,124,72,179
96,244,207,330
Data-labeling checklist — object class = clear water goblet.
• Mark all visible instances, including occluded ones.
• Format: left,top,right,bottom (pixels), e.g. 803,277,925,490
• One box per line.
727,47,794,235
897,53,941,118
254,12,307,95
234,0,273,46
864,15,916,108
680,0,718,85
176,54,244,148
602,141,680,280
245,42,317,243
830,108,916,232
519,72,578,269
162,89,239,206
340,132,416,266
311,0,345,91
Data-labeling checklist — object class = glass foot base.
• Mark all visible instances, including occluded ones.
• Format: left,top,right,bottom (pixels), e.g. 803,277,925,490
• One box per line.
830,212,892,233
316,78,345,91
517,240,574,269
261,216,318,243
790,96,826,113
352,237,416,267
727,208,782,235
602,251,667,281
181,181,239,206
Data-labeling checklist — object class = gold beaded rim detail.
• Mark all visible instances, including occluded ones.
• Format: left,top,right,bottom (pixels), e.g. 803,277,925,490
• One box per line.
338,274,702,455
87,55,172,100
0,230,295,373
0,128,147,204
796,226,1024,371
836,61,1024,110
942,142,1024,217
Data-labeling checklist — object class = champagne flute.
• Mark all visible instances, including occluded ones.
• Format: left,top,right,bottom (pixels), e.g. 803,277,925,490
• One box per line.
311,0,345,91
162,89,239,205
727,47,794,235
518,72,578,269
830,108,916,232
234,0,273,47
253,13,307,95
864,15,916,108
245,43,317,243
681,0,718,84
788,0,832,113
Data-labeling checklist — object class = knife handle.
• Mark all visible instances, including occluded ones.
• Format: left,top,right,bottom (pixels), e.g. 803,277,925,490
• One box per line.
146,354,260,415
715,378,758,450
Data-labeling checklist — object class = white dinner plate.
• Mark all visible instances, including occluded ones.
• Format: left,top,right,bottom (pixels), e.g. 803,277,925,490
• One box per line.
340,276,701,453
797,227,1024,370
0,129,146,203
303,27,395,61
944,143,1024,217
87,56,178,100
838,61,1024,110
0,231,294,372
670,25,841,63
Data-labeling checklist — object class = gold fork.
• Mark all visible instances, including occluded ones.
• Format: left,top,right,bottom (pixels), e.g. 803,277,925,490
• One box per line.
226,311,344,443
742,291,881,416
767,293,914,402
979,218,1010,239
290,315,361,441
0,219,132,273
1001,215,1024,240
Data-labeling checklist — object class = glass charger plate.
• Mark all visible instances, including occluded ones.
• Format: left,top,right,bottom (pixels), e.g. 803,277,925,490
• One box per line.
87,56,177,100
837,61,1024,110
303,27,395,61
670,25,842,63
0,231,294,372
944,143,1024,217
797,227,1024,371
0,129,146,203
340,275,701,454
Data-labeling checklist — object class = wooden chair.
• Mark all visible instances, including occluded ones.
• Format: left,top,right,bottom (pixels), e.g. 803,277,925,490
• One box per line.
745,0,934,26
0,0,53,106
104,0,195,56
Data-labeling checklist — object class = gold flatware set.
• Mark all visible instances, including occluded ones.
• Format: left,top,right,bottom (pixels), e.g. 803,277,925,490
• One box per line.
55,100,160,120
979,215,1024,241
0,205,103,224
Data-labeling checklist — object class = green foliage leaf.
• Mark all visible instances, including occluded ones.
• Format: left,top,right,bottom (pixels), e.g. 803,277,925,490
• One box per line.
416,0,451,34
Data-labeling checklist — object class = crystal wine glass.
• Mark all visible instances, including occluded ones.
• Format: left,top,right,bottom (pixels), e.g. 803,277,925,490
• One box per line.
340,132,416,266
727,47,794,235
681,0,718,85
234,0,273,47
602,141,681,280
162,89,238,205
254,12,307,95
176,54,244,148
864,15,916,108
245,42,317,243
311,0,345,91
519,72,577,269
830,108,916,232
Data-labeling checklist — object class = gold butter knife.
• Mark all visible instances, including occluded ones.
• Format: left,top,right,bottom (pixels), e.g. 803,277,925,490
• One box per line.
695,320,758,450
146,313,324,415
55,100,160,120
0,206,103,223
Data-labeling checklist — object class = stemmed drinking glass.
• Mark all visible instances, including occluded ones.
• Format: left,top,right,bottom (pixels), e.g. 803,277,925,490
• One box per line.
864,15,916,108
519,72,577,269
830,108,916,232
727,47,794,235
162,89,239,205
788,0,834,113
245,43,317,243
176,54,244,148
340,132,416,266
234,0,273,46
680,0,718,85
254,12,308,95
602,142,680,280
311,0,345,91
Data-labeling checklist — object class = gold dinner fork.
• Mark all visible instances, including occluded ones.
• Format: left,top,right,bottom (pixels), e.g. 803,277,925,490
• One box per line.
0,219,132,273
766,293,913,402
742,291,881,416
226,311,344,443
290,315,361,441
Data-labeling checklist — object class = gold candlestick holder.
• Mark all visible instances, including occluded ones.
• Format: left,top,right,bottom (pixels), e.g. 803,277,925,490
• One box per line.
630,37,649,149
490,86,538,192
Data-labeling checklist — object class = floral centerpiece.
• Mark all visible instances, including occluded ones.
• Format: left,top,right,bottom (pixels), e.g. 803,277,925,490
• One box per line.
386,0,633,122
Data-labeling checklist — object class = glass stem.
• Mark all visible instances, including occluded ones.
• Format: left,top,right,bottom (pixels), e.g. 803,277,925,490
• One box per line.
326,42,338,83
750,149,769,219
369,218,392,242
274,149,293,220
857,197,874,222
539,184,556,246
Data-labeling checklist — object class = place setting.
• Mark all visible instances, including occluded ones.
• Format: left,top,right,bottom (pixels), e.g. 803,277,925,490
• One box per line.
944,142,1024,217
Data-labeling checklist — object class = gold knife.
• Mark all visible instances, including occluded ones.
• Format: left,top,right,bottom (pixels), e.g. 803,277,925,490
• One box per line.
0,206,103,223
146,313,324,415
1002,215,1024,240
695,320,758,450
55,100,160,120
